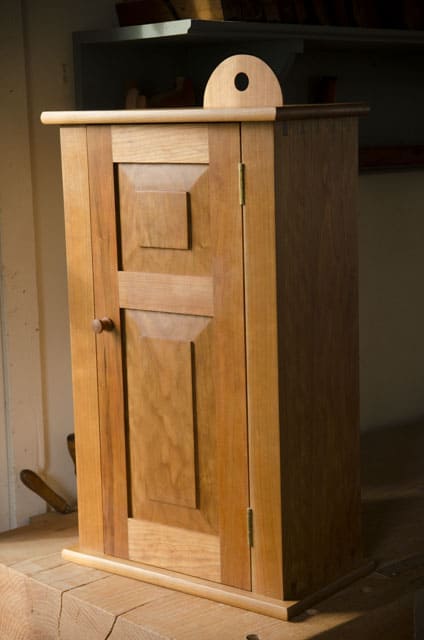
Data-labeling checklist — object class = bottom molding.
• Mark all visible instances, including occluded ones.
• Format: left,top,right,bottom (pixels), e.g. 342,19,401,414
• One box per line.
62,547,375,621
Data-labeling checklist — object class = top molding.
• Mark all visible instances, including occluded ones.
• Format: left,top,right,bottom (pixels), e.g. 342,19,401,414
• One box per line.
41,103,369,126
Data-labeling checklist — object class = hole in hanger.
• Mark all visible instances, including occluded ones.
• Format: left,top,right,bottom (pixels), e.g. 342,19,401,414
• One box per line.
234,72,249,92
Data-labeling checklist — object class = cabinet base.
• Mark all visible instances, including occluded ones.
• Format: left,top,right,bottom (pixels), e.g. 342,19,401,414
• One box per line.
62,547,374,621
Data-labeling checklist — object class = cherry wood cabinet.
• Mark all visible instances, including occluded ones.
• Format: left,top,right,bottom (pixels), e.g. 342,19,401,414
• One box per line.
42,55,370,620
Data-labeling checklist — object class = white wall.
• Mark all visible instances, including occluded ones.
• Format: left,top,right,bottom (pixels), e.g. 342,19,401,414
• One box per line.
0,0,118,530
22,0,118,509
0,1,45,530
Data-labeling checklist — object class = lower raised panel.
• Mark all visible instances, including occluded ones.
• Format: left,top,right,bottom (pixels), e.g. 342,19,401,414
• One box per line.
134,337,198,510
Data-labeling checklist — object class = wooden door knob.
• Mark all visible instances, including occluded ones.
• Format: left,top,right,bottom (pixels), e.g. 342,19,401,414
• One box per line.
92,317,114,334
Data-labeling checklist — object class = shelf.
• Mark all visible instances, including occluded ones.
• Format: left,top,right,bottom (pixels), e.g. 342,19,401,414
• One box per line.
74,19,424,48
72,19,424,157
359,145,424,171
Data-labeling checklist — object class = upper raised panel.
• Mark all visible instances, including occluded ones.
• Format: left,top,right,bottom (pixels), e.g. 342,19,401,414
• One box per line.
134,190,190,250
118,164,211,276
112,125,209,164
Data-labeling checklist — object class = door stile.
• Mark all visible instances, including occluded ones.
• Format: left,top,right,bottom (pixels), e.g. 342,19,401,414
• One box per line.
240,122,283,598
86,125,129,558
208,123,251,591
60,126,104,554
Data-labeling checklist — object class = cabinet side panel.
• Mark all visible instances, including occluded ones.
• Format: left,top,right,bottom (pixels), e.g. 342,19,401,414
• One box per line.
241,123,283,599
276,118,361,600
60,127,104,553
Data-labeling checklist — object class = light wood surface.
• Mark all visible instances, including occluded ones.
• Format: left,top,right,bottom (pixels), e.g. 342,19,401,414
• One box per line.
208,124,251,591
111,124,209,163
41,103,368,126
128,519,221,583
63,546,296,620
125,310,218,539
275,117,361,599
62,546,374,622
60,575,168,640
60,127,104,554
204,54,283,108
119,163,211,276
116,123,250,588
129,190,190,250
240,122,283,599
43,108,278,125
130,337,198,509
86,126,129,558
118,271,214,316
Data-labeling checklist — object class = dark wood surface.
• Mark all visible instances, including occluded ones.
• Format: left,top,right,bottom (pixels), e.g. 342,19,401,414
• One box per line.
275,116,362,600
359,145,424,171
241,121,284,599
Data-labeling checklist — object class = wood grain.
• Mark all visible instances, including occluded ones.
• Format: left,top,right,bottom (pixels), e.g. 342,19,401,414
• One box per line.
86,126,129,558
204,54,283,108
62,547,374,622
120,124,250,590
275,117,362,600
130,338,198,509
42,107,278,125
60,127,104,554
62,547,294,621
129,190,190,250
60,575,168,640
128,519,221,582
208,123,251,590
125,310,218,537
240,122,283,599
118,271,214,316
118,163,211,276
112,124,209,163
0,565,62,639
41,104,368,126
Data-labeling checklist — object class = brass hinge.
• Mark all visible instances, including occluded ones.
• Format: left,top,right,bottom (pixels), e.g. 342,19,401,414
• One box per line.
247,508,254,547
238,162,246,206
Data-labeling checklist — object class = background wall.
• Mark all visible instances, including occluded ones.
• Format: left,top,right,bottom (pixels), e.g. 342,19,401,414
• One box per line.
0,0,118,531
0,1,46,531
359,171,424,429
22,0,118,514
0,0,423,530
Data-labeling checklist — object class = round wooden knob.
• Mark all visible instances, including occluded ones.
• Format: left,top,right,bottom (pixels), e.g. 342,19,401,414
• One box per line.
92,317,114,334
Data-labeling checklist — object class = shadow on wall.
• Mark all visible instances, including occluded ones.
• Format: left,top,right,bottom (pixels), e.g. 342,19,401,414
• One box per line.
359,170,424,431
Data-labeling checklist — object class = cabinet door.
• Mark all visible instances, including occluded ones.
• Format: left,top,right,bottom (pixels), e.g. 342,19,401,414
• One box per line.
87,124,250,590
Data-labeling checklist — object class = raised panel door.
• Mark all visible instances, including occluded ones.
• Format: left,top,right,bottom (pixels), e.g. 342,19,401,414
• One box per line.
87,124,251,590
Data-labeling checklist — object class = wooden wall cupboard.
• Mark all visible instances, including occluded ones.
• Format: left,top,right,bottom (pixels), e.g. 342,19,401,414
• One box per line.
42,56,370,620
